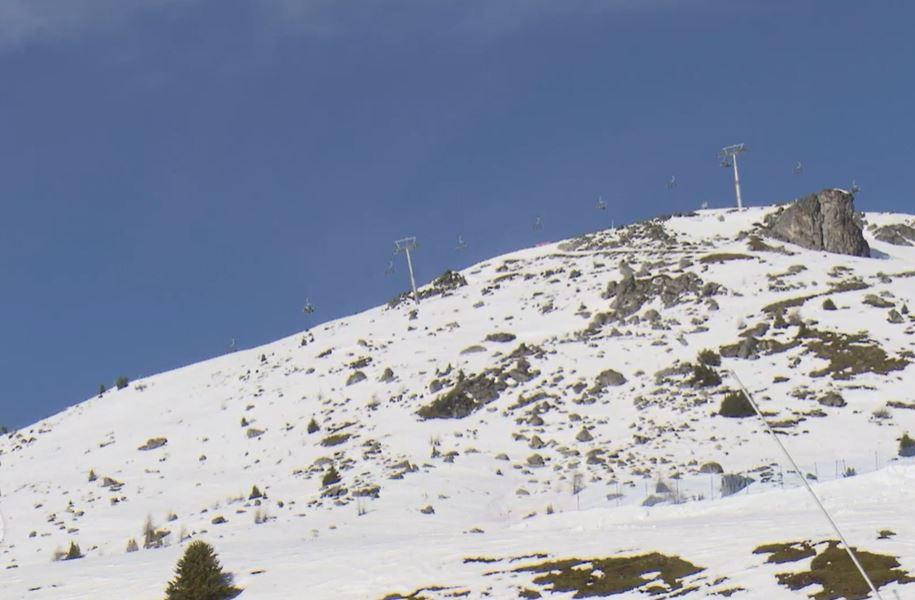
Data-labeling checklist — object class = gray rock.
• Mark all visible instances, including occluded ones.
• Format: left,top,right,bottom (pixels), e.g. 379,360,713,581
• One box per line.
721,473,754,497
602,272,713,321
575,428,593,442
864,294,894,308
641,494,667,507
720,336,759,360
460,345,486,354
485,332,517,343
593,369,627,391
767,189,870,257
138,437,167,451
346,371,367,386
529,435,546,449
818,392,846,408
527,453,545,467
888,309,905,324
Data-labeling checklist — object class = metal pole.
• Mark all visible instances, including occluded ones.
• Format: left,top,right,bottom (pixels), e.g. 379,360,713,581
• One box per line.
728,370,884,600
404,246,419,305
732,154,743,210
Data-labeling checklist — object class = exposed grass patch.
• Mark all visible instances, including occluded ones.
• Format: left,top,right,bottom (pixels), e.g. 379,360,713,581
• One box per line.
511,553,703,597
747,235,793,254
829,278,869,293
320,433,351,447
754,541,816,564
381,585,464,600
798,326,910,380
699,252,754,264
762,293,819,314
773,540,914,600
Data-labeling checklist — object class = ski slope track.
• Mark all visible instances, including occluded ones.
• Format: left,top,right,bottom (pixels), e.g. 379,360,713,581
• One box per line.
2,204,915,599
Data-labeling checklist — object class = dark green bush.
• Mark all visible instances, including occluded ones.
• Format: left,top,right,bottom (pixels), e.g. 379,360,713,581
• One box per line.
697,349,721,367
164,540,240,600
690,363,721,387
720,390,755,418
115,376,129,390
307,418,320,434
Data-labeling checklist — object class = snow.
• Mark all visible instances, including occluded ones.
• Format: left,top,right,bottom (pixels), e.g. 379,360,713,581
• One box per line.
1,206,914,598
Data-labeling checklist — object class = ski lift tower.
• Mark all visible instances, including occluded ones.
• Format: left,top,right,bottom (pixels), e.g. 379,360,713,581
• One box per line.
719,143,747,209
394,237,420,305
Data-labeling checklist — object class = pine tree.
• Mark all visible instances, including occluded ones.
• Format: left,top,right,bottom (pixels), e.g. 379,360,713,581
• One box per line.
322,465,341,487
164,540,240,600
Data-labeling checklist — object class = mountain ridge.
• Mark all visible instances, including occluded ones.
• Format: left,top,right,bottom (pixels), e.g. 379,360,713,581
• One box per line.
2,198,915,599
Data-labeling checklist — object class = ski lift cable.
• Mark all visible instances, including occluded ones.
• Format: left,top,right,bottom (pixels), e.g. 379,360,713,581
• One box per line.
727,369,886,600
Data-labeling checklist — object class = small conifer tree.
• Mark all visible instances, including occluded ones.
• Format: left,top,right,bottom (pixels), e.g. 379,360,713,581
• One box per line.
164,540,240,600
900,433,915,458
719,390,755,418
322,465,341,487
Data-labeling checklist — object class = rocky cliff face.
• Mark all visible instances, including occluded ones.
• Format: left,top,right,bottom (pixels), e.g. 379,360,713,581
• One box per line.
767,189,870,257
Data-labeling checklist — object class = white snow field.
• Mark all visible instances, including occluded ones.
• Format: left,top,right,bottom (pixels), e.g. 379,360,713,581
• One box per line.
2,203,915,599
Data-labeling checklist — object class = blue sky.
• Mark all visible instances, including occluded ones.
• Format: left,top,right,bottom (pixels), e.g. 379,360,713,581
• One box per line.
1,1,913,429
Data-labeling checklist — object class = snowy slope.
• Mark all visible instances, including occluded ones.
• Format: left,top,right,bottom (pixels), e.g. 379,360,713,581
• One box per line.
2,204,915,599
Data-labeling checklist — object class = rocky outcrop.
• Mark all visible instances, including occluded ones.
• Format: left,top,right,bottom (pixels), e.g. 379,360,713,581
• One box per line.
601,272,721,320
416,357,539,420
387,269,469,308
766,189,869,257
873,223,915,246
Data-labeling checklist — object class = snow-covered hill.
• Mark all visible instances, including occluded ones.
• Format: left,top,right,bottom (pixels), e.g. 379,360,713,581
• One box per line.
2,200,915,599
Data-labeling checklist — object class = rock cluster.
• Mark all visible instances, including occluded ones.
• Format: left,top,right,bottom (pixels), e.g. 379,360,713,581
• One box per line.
873,223,915,246
602,272,720,320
